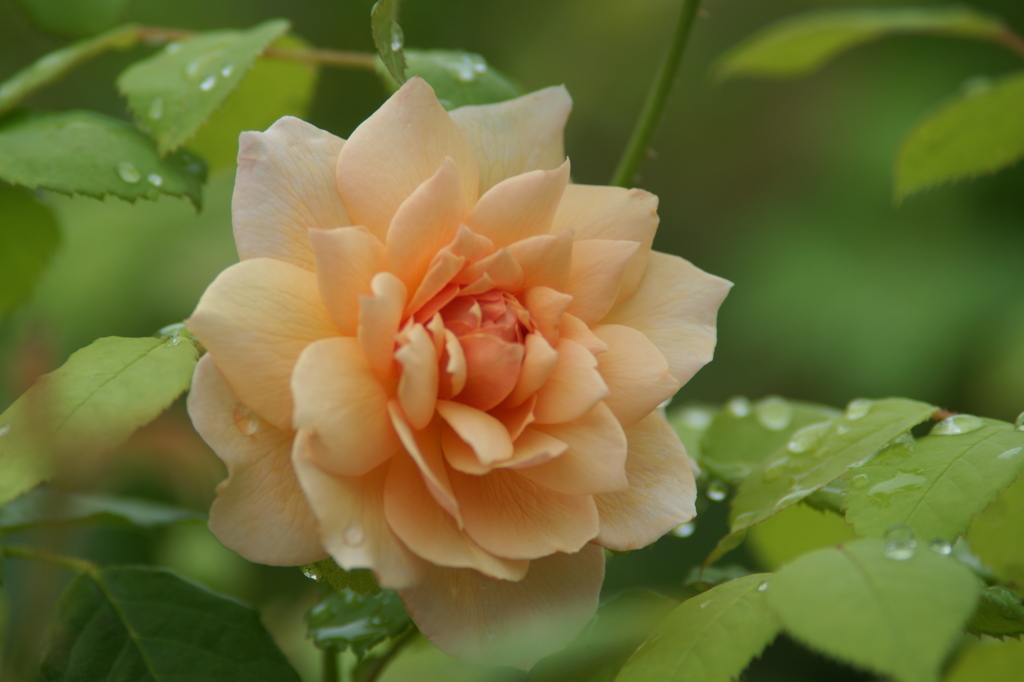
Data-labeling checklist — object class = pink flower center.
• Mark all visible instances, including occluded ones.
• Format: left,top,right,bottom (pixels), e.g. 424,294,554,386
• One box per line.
439,290,534,344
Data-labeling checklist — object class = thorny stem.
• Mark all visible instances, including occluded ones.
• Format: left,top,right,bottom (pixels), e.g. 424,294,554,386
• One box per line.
1,545,97,575
610,0,703,188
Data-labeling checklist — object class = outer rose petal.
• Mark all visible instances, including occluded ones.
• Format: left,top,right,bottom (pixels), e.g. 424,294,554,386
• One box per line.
602,252,733,385
291,337,400,476
449,85,572,193
398,543,604,670
233,116,351,270
187,258,338,430
465,161,570,248
507,229,574,291
188,356,324,566
564,239,640,325
311,227,384,335
594,411,697,551
336,78,479,241
592,324,681,428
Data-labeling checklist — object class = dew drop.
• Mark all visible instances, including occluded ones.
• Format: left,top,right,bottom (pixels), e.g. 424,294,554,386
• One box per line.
836,423,851,435
116,161,141,183
707,480,728,502
232,405,259,436
148,97,164,120
699,600,712,610
999,446,1023,460
454,64,476,83
680,407,713,430
672,522,696,538
147,173,163,187
1015,411,1024,431
726,396,751,418
851,473,870,489
762,456,790,483
787,421,831,454
389,25,405,52
931,414,984,436
845,399,872,420
868,471,927,505
344,523,365,546
464,54,487,73
929,539,952,556
166,42,182,53
757,581,769,592
884,524,917,561
756,396,792,431
0,424,10,438
199,75,217,91
220,63,235,77
185,59,201,78
301,565,319,581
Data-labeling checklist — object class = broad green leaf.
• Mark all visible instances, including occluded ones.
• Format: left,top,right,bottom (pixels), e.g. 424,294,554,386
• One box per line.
188,35,318,170
371,0,406,84
41,566,301,681
0,111,207,208
699,396,840,484
965,586,1024,639
375,49,520,110
117,19,290,155
665,402,717,463
767,539,979,682
945,639,1024,682
0,25,138,116
300,558,380,595
15,0,132,38
716,6,1008,80
747,502,856,571
306,588,412,658
616,574,779,682
0,183,60,319
706,399,936,565
968,474,1024,595
532,590,677,682
843,416,1024,542
0,488,203,536
0,336,199,507
895,71,1024,200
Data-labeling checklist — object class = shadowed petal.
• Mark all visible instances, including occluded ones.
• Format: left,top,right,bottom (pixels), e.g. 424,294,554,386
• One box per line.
311,227,384,335
388,407,459,523
358,272,407,380
533,338,609,425
522,286,573,344
564,240,640,325
436,400,513,465
458,334,524,411
593,324,680,428
505,333,558,408
466,161,570,248
506,229,573,291
395,324,439,430
558,313,609,355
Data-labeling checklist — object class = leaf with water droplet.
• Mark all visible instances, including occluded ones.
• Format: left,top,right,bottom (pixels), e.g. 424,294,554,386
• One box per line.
0,184,60,322
768,539,979,682
964,586,1024,639
371,0,406,84
843,416,1024,543
306,588,412,658
617,574,779,682
118,19,290,155
968,474,1024,593
0,110,206,208
666,402,717,465
374,49,521,110
300,558,380,595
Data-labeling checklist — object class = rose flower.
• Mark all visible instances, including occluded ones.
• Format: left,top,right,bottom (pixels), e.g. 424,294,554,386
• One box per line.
186,77,730,668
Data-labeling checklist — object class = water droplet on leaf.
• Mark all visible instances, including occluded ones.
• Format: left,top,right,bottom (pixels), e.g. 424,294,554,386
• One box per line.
148,97,164,120
680,407,713,430
929,539,952,556
763,456,790,483
199,75,217,91
868,471,927,505
185,60,201,77
232,405,259,435
931,414,984,436
998,446,1023,460
390,25,404,52
166,42,182,53
756,397,792,431
757,581,769,592
0,424,10,438
1015,412,1024,431
707,480,727,502
884,524,917,561
726,396,751,418
221,63,234,77
845,399,872,420
699,600,712,610
787,421,832,454
672,522,695,538
851,474,870,489
116,162,141,183
147,173,163,187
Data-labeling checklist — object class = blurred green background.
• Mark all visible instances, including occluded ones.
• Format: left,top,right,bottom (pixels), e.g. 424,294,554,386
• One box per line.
2,0,1023,680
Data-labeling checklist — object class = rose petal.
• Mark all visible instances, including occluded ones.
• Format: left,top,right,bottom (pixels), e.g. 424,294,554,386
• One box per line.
441,422,490,475
558,313,609,355
291,337,400,476
384,450,527,580
454,248,524,291
450,467,599,559
387,406,459,522
592,324,681,428
521,286,573,344
466,161,570,248
187,258,337,430
234,116,351,270
490,393,537,440
495,427,567,470
449,85,572,194
553,185,658,301
311,227,384,335
188,356,324,566
292,432,426,588
395,324,439,430
436,400,513,465
593,411,697,551
521,402,628,495
504,333,558,408
532,338,609,425
336,78,479,240
564,239,640,325
506,229,574,291
440,329,467,398
602,252,733,384
358,272,407,380
408,256,465,319
457,334,524,411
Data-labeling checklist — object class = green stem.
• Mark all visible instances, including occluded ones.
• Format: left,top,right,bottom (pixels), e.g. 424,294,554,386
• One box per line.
353,628,417,682
610,0,703,188
1,545,97,574
321,648,340,682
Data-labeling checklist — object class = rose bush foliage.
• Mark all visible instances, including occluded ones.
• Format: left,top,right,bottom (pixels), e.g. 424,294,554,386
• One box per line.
185,77,730,667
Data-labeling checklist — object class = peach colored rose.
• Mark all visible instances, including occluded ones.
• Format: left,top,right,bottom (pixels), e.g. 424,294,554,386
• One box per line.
186,77,730,668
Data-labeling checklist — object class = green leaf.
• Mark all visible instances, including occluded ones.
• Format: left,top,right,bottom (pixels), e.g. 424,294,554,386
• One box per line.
699,396,841,485
532,590,677,682
41,565,301,681
707,399,936,565
375,49,521,110
0,487,203,536
843,416,1024,542
616,574,779,682
16,0,132,38
0,111,207,208
895,71,1024,200
665,402,717,464
968,474,1024,594
187,35,318,170
0,336,199,507
945,639,1024,682
965,586,1024,639
371,0,406,84
117,19,290,155
0,183,60,320
300,558,380,595
767,539,980,682
0,26,139,117
716,6,1009,80
306,588,412,659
